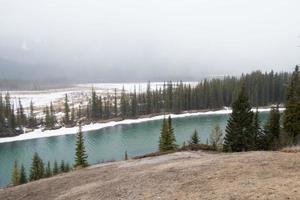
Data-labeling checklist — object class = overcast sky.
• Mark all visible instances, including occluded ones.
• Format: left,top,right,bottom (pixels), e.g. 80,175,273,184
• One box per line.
0,0,299,81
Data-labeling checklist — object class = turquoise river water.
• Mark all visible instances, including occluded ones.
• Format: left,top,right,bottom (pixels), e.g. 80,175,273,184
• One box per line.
0,112,269,187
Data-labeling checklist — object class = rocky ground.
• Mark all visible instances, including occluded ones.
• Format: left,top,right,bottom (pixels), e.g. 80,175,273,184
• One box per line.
1,150,300,200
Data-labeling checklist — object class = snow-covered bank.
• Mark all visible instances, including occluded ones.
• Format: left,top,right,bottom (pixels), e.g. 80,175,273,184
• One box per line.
0,108,285,144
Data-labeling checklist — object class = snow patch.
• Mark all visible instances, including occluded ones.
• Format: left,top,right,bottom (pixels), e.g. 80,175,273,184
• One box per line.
0,108,285,144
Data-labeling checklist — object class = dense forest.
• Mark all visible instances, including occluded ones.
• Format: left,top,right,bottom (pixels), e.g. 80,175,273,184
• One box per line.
0,70,291,137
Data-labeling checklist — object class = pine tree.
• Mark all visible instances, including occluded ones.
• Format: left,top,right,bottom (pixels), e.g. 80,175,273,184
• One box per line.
29,152,44,181
64,94,70,125
252,110,266,150
74,124,88,168
223,85,254,152
28,100,36,129
11,160,20,186
44,105,51,129
283,66,300,144
131,87,138,117
124,150,128,160
189,129,200,145
49,102,56,127
17,98,26,127
120,86,128,118
53,160,59,175
159,116,177,151
264,106,281,149
91,88,98,120
45,161,52,177
60,160,65,172
114,88,118,117
71,106,75,125
19,164,27,184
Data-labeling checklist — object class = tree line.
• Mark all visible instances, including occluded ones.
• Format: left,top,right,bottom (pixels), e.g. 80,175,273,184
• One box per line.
0,70,291,137
82,70,290,123
11,123,88,186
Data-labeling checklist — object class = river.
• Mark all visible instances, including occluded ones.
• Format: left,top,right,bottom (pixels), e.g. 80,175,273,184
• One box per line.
0,112,269,187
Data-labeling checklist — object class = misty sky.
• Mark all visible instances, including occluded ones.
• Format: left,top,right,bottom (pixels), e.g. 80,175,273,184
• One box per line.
0,0,300,81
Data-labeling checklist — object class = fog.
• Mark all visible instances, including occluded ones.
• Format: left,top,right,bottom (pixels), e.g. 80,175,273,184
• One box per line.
0,0,299,81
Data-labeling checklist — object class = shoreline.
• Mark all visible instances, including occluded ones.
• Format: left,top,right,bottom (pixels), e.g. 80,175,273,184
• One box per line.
0,107,284,144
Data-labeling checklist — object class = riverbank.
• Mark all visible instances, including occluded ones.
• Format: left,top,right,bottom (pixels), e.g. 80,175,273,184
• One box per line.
0,107,284,144
1,150,299,200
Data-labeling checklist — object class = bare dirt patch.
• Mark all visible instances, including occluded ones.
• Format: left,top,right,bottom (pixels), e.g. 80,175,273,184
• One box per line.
1,151,300,200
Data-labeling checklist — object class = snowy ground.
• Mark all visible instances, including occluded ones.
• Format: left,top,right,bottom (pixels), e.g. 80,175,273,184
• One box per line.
6,82,198,109
0,108,284,144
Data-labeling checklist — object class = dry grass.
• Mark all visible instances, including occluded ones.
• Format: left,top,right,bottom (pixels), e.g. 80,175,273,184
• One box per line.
134,144,215,159
1,150,300,200
281,145,300,153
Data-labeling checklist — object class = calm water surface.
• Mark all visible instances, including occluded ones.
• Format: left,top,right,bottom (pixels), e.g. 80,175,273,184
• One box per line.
0,112,269,187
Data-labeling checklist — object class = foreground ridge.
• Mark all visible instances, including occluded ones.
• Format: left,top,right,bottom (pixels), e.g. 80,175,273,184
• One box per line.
1,150,299,200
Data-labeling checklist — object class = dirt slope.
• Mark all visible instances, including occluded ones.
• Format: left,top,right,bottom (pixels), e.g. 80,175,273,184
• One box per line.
1,151,300,200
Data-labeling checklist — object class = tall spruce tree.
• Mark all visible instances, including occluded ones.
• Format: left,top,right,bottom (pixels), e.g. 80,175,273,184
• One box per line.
264,106,281,149
159,116,177,151
64,94,70,125
252,109,263,150
283,66,300,144
29,152,44,181
252,110,267,150
223,85,254,152
74,124,88,168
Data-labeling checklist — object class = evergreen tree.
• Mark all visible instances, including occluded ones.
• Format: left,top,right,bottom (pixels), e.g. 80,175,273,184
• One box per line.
45,161,52,177
124,150,128,160
28,100,36,129
77,105,82,120
71,106,75,124
283,66,300,144
29,152,45,181
252,110,266,150
44,105,52,129
49,102,56,126
146,82,152,114
19,164,27,184
120,86,128,118
11,160,20,186
60,160,65,172
159,116,177,151
264,106,281,149
91,88,98,120
74,124,88,168
114,88,118,117
53,160,59,175
131,87,138,117
17,98,26,127
223,85,254,152
189,129,200,145
64,94,70,125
